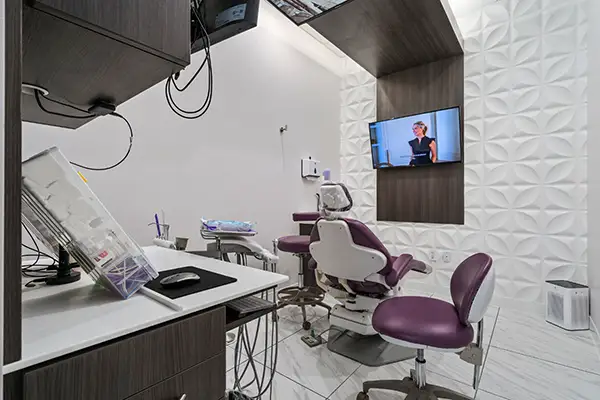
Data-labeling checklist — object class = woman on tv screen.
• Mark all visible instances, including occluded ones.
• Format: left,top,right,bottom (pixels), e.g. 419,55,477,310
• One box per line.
408,121,437,166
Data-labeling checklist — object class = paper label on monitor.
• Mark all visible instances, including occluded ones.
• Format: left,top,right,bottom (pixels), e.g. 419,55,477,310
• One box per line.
93,248,115,267
215,4,247,28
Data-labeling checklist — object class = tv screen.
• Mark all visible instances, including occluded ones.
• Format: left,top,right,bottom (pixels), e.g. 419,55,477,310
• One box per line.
268,0,349,25
369,107,462,169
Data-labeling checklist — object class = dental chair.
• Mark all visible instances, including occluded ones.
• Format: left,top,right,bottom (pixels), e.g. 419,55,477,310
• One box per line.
276,212,332,330
309,182,426,366
357,253,495,400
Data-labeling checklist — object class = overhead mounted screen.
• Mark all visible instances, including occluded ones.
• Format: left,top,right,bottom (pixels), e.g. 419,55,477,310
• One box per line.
267,0,348,25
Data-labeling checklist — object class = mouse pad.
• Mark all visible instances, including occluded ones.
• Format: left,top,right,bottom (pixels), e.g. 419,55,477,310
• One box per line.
145,266,238,300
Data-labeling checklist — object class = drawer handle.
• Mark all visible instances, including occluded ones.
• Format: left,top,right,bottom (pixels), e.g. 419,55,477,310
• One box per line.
179,395,187,400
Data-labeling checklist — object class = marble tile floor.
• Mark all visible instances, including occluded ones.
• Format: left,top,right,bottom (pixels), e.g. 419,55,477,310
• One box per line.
226,290,600,400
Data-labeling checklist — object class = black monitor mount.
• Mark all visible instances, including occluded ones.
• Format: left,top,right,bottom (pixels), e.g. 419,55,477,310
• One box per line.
46,245,81,285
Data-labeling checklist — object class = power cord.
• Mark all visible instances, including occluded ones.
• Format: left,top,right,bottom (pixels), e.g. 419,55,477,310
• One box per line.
21,222,58,283
68,112,134,171
165,0,214,119
33,90,95,120
30,87,135,172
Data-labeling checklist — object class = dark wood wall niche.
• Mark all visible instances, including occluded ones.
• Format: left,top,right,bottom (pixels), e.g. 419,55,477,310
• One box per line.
302,0,465,224
308,0,462,78
377,56,465,224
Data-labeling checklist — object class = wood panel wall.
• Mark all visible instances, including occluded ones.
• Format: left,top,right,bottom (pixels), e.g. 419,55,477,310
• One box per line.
4,0,23,365
308,0,463,77
376,55,464,224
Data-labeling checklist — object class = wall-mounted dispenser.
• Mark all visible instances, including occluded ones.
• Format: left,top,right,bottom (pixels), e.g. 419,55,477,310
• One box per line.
301,157,321,179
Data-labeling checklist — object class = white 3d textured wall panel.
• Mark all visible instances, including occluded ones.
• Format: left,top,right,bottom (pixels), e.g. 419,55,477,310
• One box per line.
339,0,588,303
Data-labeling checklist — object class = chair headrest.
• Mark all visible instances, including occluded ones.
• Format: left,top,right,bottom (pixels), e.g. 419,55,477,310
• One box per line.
320,182,353,218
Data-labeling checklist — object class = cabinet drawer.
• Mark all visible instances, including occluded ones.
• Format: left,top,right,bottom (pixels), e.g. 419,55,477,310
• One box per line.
127,353,225,400
24,307,225,400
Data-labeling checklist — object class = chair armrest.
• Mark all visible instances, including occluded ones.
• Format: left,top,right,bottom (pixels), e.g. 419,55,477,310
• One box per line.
409,259,432,274
292,212,321,222
385,254,413,287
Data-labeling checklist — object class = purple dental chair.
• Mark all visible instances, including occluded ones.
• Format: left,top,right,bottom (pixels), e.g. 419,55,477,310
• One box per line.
308,182,430,366
276,212,332,330
357,252,495,400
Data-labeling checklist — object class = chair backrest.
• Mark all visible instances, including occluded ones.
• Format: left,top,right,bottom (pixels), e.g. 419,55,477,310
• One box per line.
320,182,353,219
450,253,495,324
310,181,395,290
309,218,388,283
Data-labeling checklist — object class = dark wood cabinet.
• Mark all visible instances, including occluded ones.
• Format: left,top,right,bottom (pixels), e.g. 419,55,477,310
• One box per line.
29,0,191,64
126,355,225,400
20,308,225,400
22,0,191,129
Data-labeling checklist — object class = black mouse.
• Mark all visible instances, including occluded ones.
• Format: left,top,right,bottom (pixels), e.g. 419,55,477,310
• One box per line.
160,272,201,289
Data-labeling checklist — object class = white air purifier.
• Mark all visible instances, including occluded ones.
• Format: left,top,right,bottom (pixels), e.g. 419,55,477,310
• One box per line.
545,280,589,331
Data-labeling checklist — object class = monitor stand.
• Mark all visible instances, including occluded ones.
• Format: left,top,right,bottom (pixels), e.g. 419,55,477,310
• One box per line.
46,245,81,285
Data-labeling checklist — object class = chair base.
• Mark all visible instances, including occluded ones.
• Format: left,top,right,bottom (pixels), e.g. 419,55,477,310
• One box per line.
277,286,331,330
327,327,416,367
358,377,472,400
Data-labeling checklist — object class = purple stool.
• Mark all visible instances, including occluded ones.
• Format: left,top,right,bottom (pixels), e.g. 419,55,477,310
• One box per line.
276,212,331,330
357,253,495,400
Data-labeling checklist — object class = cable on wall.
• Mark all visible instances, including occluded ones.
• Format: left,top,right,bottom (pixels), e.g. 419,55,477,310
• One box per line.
165,0,214,120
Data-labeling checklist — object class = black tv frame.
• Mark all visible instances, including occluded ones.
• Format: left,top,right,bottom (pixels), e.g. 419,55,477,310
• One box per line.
369,105,463,170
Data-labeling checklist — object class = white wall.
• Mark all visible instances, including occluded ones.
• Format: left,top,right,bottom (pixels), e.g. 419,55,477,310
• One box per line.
589,0,600,327
22,1,342,280
339,0,588,306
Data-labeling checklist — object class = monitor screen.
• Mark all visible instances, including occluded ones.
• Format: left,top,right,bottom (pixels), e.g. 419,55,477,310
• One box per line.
268,0,348,25
369,107,462,169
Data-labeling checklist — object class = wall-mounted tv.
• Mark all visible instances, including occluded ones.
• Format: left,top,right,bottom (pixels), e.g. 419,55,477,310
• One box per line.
369,107,462,169
267,0,349,25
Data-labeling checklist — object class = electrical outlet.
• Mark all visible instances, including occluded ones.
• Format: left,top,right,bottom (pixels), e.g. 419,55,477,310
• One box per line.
442,252,451,263
428,251,438,262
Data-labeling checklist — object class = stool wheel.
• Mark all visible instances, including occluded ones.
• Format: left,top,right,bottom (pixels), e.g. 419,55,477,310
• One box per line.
356,392,369,400
302,321,311,330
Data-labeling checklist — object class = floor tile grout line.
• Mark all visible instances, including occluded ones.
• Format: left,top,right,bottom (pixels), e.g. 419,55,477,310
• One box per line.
272,370,328,399
253,312,359,399
230,352,328,399
251,353,330,399
231,311,334,398
228,311,308,353
486,343,600,377
475,306,500,399
477,388,512,400
490,306,600,376
417,307,500,392
325,363,363,399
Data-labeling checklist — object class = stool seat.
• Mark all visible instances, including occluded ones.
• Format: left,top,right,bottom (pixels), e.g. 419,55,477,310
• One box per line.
277,235,311,254
373,296,474,349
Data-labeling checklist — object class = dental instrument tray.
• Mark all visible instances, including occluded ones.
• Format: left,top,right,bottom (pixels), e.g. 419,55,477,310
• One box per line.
201,229,257,237
21,147,158,299
145,266,237,299
201,218,257,238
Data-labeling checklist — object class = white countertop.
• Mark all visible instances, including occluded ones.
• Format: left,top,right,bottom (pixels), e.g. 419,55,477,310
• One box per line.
3,247,288,375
